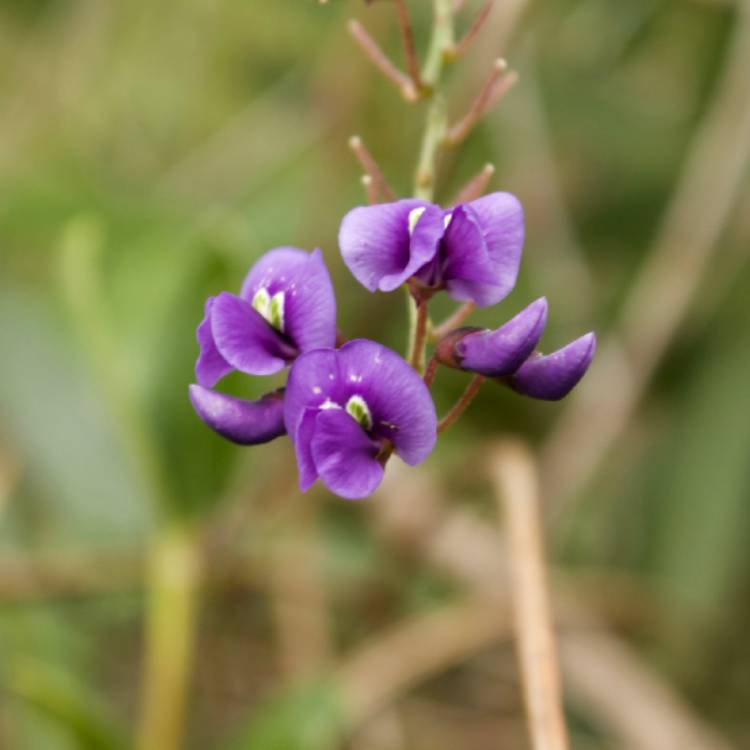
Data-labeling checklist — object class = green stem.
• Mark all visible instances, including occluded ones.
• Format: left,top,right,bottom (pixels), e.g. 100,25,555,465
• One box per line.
406,0,455,362
137,525,201,750
409,295,429,373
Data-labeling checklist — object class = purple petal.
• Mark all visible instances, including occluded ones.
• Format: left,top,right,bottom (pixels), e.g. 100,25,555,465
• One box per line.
310,409,384,500
189,384,286,445
439,205,504,306
456,298,548,377
240,247,336,352
211,292,296,376
284,348,343,439
336,340,436,465
294,407,320,491
463,192,524,304
195,296,233,388
338,200,443,293
510,332,596,400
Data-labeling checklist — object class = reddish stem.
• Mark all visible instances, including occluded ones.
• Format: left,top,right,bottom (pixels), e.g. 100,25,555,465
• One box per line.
431,301,476,341
394,0,423,90
446,59,516,145
437,374,485,433
350,135,397,201
452,0,496,60
348,20,418,101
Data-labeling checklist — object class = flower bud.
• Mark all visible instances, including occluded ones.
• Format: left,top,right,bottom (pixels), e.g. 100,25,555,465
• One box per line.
435,298,548,377
508,332,596,401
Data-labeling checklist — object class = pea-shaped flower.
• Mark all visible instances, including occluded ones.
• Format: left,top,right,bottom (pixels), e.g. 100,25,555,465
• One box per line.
196,247,336,387
190,246,336,445
338,192,524,307
436,297,596,401
284,339,437,499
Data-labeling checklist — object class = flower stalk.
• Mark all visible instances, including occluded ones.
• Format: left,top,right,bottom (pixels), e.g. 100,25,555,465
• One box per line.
446,59,517,146
348,19,419,101
349,135,396,202
450,162,495,204
450,0,496,61
409,293,430,373
437,374,485,433
394,0,424,92
432,300,476,341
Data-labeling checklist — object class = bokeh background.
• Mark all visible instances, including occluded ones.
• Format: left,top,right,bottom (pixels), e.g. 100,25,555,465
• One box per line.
1,0,749,748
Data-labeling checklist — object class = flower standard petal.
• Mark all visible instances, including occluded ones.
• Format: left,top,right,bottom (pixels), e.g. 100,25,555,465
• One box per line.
454,298,548,377
240,247,336,352
339,200,443,292
195,296,233,388
465,191,524,301
336,339,437,465
188,385,286,445
310,409,384,500
437,204,505,306
211,292,297,376
283,348,344,439
509,332,596,400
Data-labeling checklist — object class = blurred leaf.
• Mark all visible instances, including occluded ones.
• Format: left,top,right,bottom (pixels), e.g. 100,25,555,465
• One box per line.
5,657,128,750
647,315,750,620
223,679,345,750
0,282,151,544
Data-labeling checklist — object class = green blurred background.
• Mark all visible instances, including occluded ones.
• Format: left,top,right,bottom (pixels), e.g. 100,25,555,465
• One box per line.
1,0,749,748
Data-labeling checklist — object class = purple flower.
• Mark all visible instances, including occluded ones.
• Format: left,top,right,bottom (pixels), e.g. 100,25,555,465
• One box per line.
437,298,548,377
338,192,524,307
509,333,596,401
436,298,596,400
189,385,286,445
196,247,336,387
191,246,336,445
284,339,437,500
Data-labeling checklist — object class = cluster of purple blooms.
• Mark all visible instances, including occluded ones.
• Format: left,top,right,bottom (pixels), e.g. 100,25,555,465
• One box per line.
189,192,595,500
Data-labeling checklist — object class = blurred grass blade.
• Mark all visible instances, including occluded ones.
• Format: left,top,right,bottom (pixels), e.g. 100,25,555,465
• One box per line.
6,657,129,750
58,215,173,515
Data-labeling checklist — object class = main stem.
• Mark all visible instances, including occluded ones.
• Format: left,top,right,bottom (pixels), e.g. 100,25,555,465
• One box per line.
407,0,454,366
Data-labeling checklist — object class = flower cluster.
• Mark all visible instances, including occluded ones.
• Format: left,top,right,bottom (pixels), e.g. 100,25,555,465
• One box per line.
190,192,595,500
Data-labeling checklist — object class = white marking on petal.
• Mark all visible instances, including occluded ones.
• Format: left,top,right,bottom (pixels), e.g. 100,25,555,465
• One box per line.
251,286,285,332
408,207,426,235
269,291,285,331
251,287,271,319
443,212,453,229
320,398,341,411
312,386,322,394
345,395,373,430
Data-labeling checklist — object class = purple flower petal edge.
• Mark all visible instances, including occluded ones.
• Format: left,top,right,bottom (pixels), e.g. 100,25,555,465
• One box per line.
189,384,286,445
509,332,596,401
338,200,443,293
456,297,548,377
196,297,233,388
